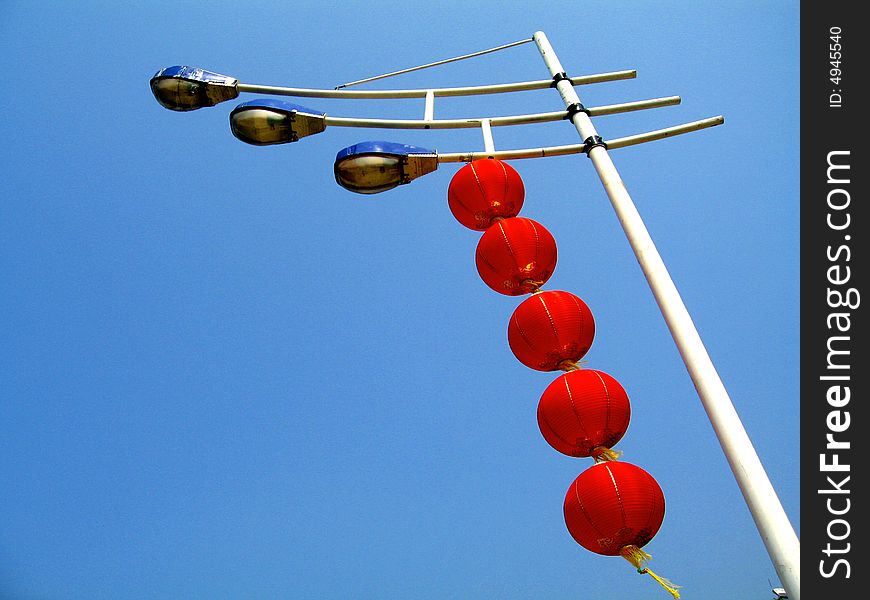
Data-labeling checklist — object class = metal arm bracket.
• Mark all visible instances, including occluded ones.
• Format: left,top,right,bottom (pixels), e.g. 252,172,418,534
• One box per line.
551,71,571,87
565,102,589,120
582,135,607,155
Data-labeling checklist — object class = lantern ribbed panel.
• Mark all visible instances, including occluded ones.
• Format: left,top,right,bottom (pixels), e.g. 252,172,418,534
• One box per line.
507,290,595,371
448,159,525,230
563,461,665,556
537,370,630,458
475,217,557,295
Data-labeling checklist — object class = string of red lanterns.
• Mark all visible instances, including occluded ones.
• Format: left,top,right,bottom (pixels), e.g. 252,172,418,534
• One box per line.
448,158,680,599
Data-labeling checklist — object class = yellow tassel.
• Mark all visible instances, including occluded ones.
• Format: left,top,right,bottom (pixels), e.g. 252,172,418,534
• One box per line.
643,568,681,599
520,278,544,293
620,546,681,599
591,446,623,462
557,359,588,372
620,545,651,570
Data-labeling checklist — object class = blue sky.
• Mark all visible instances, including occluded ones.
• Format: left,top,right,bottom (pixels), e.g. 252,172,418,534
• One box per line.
1,2,799,599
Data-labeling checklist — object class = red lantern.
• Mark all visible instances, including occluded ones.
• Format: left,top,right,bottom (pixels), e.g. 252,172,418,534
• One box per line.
475,217,557,295
537,369,630,460
447,158,525,230
564,461,680,598
507,290,595,371
563,461,665,557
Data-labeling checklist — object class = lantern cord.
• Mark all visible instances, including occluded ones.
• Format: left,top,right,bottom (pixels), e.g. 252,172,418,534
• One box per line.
558,359,586,372
620,545,681,599
591,446,622,462
520,278,544,294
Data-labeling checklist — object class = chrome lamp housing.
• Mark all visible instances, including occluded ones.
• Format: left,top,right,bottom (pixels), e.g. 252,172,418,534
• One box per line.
229,99,326,145
150,66,239,111
334,141,438,194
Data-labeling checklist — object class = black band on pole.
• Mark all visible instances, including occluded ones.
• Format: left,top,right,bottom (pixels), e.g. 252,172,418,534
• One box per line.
564,102,589,120
582,135,607,155
551,72,570,87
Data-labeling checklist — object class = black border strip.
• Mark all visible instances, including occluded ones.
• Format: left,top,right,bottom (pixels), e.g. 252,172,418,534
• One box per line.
801,5,866,597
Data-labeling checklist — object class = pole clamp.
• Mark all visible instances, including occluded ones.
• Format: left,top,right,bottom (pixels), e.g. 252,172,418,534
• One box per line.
551,71,571,87
582,135,607,155
564,102,589,120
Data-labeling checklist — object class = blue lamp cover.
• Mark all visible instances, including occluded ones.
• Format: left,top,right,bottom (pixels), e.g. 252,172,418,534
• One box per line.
230,98,325,117
150,65,237,85
335,141,436,161
150,65,239,110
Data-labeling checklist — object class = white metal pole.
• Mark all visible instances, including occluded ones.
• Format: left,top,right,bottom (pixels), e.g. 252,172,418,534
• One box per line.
480,119,495,154
235,69,637,100
424,90,435,122
532,31,800,599
324,97,682,131
435,117,725,163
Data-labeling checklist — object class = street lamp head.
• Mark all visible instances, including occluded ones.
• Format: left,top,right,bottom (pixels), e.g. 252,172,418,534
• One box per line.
150,66,239,111
229,99,326,145
334,141,438,194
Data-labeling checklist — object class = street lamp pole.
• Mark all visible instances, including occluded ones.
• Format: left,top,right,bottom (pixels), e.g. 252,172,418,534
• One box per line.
532,31,801,600
149,31,799,597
